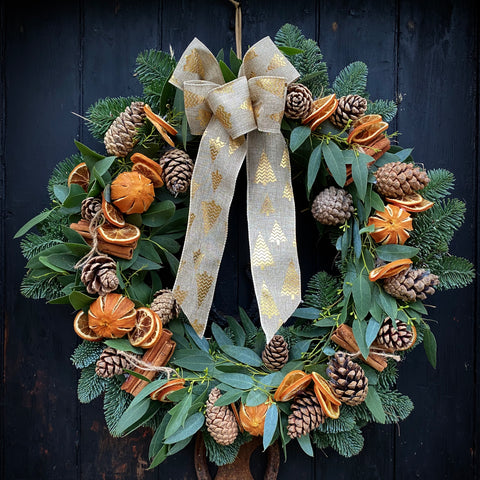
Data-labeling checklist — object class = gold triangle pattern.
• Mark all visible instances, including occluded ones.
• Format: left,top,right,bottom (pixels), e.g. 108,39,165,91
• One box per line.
211,170,223,191
173,285,188,306
243,48,258,63
196,270,214,307
193,249,204,269
251,233,275,270
183,49,205,76
196,108,212,128
240,99,253,111
269,221,287,246
280,147,290,169
209,137,226,162
253,102,262,119
215,105,232,130
229,136,244,154
188,212,196,229
281,259,300,300
260,282,280,318
184,91,205,108
255,78,286,97
282,183,294,201
191,181,200,198
267,53,287,71
201,200,222,234
270,111,284,123
215,83,235,94
260,195,275,216
255,150,277,185
191,318,205,336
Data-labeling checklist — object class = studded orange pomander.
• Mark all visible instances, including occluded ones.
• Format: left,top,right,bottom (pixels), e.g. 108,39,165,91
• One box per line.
367,204,413,245
110,171,155,214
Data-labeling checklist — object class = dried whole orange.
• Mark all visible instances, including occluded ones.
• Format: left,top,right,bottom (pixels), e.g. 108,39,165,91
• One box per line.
73,310,102,342
97,222,141,245
88,293,136,338
150,378,186,402
274,370,312,402
128,307,162,347
367,204,413,245
131,152,164,188
111,171,155,214
368,258,413,282
68,162,90,192
102,194,125,227
144,104,177,147
239,402,270,436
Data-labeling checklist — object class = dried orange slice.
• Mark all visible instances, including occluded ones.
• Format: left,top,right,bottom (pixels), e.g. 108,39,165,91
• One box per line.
351,114,382,129
128,307,159,347
368,258,413,282
73,310,103,341
97,223,141,245
309,98,339,131
144,104,177,147
302,93,337,125
150,378,185,401
367,204,413,245
398,198,434,213
311,372,341,406
314,385,341,419
67,162,90,192
396,324,418,351
102,194,125,227
274,370,312,402
348,122,388,145
137,311,163,348
131,153,164,188
386,193,423,208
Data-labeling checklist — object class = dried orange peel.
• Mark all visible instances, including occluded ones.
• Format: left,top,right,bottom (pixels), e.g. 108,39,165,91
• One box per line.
311,372,341,406
131,152,164,188
144,104,177,147
302,94,338,130
385,193,423,207
150,378,186,402
347,114,388,145
368,258,413,282
367,204,413,245
314,384,341,419
68,162,90,192
274,370,312,402
97,222,141,245
128,307,162,348
102,194,125,227
239,401,270,436
73,311,102,342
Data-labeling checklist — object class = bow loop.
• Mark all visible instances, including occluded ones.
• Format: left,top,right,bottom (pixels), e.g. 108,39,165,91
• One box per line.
183,80,219,135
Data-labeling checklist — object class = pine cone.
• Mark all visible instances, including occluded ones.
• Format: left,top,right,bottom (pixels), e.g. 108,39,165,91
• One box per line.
159,148,194,195
326,352,368,406
80,255,119,296
383,267,439,302
150,289,180,325
284,83,313,120
311,187,354,225
104,101,145,158
95,347,133,378
375,161,430,199
287,390,325,439
262,335,289,371
330,95,367,129
205,388,238,446
81,197,102,222
376,317,416,351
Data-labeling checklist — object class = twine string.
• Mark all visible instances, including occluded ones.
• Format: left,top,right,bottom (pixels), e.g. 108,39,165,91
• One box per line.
228,0,242,57
346,349,401,362
122,351,177,379
74,209,105,270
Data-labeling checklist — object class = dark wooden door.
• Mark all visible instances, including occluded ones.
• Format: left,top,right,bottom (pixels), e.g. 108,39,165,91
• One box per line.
1,1,479,479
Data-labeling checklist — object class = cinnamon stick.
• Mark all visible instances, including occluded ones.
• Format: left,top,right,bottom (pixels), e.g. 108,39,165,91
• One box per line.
331,324,387,372
121,329,176,396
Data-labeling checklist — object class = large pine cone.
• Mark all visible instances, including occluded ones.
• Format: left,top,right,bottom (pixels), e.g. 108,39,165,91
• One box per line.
205,388,238,446
375,161,430,198
287,390,325,439
284,83,313,120
95,347,133,378
150,289,180,325
159,148,194,195
104,101,145,158
376,317,416,351
330,94,367,129
80,255,119,296
326,352,368,406
262,335,289,371
312,186,354,225
81,197,102,221
383,267,439,302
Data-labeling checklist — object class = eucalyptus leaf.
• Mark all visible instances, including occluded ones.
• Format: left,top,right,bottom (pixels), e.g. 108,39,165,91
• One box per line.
377,287,398,319
290,126,311,152
263,405,278,450
14,210,53,238
423,326,437,368
69,291,96,310
229,48,242,74
297,433,314,456
277,46,304,55
104,338,143,354
218,60,236,82
220,345,263,367
164,394,193,439
290,340,311,360
163,412,205,444
171,351,214,371
214,372,254,390
394,147,413,162
226,316,246,347
142,201,176,227
212,323,233,347
245,389,268,407
352,319,369,358
365,386,386,423
323,141,346,187
352,274,371,321
53,185,69,203
365,318,381,348
307,144,322,196
352,219,361,259
214,389,244,406
293,307,320,320
63,183,87,208
375,245,419,261
351,152,369,200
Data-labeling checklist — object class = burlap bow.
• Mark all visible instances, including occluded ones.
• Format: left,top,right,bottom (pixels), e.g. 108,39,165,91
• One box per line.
170,37,301,343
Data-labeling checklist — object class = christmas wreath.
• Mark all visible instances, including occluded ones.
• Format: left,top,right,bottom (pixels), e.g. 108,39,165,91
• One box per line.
16,24,474,470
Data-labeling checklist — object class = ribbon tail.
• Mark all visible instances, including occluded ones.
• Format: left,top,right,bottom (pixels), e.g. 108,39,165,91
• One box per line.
246,130,301,343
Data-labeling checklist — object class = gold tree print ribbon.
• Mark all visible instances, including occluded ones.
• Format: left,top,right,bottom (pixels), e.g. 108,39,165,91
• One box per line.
170,37,301,343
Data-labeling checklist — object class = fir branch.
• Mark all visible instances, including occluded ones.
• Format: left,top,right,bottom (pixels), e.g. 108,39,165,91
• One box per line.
203,430,251,466
303,271,340,310
312,425,364,457
20,272,64,300
135,49,176,89
86,96,140,140
20,234,62,260
37,207,71,238
316,405,356,434
48,154,82,201
366,99,397,122
77,364,108,404
104,375,133,436
71,341,104,369
377,360,398,390
429,255,475,290
333,61,368,97
378,389,414,423
421,169,455,202
274,24,306,50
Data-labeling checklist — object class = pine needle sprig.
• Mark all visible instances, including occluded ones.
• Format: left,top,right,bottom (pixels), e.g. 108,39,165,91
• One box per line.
104,375,133,436
312,425,364,457
333,61,368,97
378,389,414,423
20,234,62,260
421,169,455,201
377,360,398,390
20,272,64,300
366,99,398,122
429,255,475,290
316,405,356,434
135,49,176,90
71,341,104,369
203,430,251,466
303,271,340,310
77,364,108,404
48,154,82,201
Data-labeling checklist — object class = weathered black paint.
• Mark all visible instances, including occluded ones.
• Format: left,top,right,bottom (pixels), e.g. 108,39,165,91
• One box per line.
1,1,478,479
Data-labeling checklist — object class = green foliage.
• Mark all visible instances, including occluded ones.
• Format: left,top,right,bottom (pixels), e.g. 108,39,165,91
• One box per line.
333,61,368,97
104,376,133,436
422,169,455,201
366,99,397,122
377,360,398,390
313,425,364,457
378,389,414,423
20,234,62,260
274,24,329,96
37,208,71,239
317,406,356,434
48,154,82,200
77,364,108,404
71,341,104,369
303,272,340,310
86,96,140,140
429,255,475,290
203,431,251,466
20,272,64,300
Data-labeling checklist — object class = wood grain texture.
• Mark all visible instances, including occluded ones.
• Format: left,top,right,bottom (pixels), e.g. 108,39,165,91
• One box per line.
1,1,478,479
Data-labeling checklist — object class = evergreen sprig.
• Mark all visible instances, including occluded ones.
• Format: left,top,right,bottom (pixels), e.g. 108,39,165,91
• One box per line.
203,431,251,466
77,364,108,404
48,154,82,201
313,425,364,457
377,360,398,390
333,61,368,97
366,99,398,122
422,169,455,201
378,389,414,423
20,234,62,260
104,376,133,436
429,255,475,290
317,406,356,434
20,272,64,300
303,271,340,310
71,341,104,369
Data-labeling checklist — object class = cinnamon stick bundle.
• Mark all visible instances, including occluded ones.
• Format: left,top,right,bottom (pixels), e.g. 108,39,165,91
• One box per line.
121,329,176,396
331,324,387,372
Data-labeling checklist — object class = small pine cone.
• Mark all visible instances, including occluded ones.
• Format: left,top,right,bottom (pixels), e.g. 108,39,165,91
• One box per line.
104,101,145,158
383,267,439,302
326,352,368,406
376,317,416,351
284,83,313,120
159,148,194,195
205,388,238,446
95,347,132,378
375,161,430,199
150,289,180,325
311,186,354,225
330,95,368,129
81,197,102,221
80,255,119,296
262,335,289,371
287,390,325,439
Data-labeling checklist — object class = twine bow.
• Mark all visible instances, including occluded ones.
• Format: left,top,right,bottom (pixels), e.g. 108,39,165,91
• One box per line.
170,37,301,343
